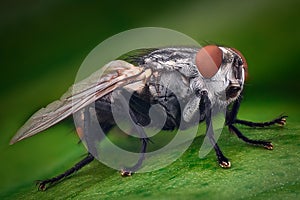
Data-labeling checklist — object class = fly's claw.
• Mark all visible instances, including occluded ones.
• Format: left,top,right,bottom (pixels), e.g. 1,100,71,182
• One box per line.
218,156,231,169
36,180,48,191
120,169,133,177
276,116,287,126
264,144,273,150
263,142,273,150
219,160,231,168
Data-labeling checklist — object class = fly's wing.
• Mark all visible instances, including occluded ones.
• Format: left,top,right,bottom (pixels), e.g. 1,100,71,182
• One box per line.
10,60,152,144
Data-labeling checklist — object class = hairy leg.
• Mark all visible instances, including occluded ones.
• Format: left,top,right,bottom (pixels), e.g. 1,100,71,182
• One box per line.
120,137,149,176
234,116,287,127
37,153,94,191
228,124,273,149
117,91,150,176
226,95,287,148
200,90,231,168
37,101,114,191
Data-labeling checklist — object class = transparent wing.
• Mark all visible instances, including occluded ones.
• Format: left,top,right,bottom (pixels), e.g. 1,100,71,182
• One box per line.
10,60,151,144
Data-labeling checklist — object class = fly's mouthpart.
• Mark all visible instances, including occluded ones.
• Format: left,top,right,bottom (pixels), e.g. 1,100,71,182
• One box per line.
226,81,241,100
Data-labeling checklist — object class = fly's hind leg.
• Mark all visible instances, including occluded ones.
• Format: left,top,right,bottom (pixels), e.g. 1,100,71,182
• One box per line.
36,106,98,191
37,100,113,191
37,153,94,191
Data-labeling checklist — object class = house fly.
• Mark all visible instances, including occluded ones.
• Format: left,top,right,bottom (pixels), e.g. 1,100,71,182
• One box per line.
10,45,287,190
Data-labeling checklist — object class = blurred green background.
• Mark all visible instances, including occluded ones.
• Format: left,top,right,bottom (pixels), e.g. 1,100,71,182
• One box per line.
0,0,299,199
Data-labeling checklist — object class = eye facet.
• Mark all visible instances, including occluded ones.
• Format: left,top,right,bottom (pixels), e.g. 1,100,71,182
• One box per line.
230,48,248,81
195,45,223,78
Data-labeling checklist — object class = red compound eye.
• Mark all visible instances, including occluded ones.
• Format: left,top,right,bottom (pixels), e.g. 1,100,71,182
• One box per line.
230,48,248,81
195,45,223,78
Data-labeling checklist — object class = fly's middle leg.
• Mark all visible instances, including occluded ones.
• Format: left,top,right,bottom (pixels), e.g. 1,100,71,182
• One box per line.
120,137,149,176
117,91,150,176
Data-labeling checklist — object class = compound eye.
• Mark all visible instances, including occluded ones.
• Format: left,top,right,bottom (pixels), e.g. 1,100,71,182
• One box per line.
195,45,223,78
230,48,248,80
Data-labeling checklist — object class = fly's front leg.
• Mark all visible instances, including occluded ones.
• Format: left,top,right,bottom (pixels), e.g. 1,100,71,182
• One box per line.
234,116,287,128
228,124,273,150
226,95,287,128
199,90,231,168
226,95,287,150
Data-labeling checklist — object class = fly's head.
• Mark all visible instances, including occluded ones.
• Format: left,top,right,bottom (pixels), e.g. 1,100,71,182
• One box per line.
194,45,248,105
219,46,248,103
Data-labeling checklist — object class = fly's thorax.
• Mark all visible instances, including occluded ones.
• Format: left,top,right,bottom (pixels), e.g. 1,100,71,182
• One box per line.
148,70,192,101
143,47,199,78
